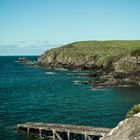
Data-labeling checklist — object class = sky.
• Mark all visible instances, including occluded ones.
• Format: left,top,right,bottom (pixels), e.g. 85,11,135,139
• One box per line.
0,0,140,55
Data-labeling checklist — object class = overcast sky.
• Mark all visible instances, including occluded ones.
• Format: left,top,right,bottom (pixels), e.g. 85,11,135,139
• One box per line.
0,0,140,55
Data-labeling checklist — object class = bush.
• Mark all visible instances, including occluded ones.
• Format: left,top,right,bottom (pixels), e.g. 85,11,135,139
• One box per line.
130,49,140,56
126,104,140,118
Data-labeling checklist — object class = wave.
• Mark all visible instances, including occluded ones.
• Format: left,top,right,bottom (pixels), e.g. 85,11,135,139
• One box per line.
54,68,68,71
91,86,108,91
91,88,107,91
44,72,58,75
73,80,82,85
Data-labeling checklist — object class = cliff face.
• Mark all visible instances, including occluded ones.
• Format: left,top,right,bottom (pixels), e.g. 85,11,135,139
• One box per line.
38,41,140,69
38,47,100,69
101,112,140,140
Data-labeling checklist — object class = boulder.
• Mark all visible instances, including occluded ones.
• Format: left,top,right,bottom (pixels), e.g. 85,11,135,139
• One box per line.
101,112,140,140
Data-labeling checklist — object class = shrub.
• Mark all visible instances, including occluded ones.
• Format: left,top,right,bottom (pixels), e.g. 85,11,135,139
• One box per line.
130,49,140,56
126,104,140,118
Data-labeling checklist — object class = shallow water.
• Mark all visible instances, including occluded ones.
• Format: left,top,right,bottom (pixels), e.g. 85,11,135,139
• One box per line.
0,56,140,140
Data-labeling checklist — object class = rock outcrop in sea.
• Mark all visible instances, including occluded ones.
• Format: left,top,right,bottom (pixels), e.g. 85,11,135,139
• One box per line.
17,57,38,66
17,57,31,63
38,40,140,87
100,112,140,140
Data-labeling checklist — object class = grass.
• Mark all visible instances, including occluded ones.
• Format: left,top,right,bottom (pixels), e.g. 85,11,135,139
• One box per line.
126,104,140,118
49,40,140,66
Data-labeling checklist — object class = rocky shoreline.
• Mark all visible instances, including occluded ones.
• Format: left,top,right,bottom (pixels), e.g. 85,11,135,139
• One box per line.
73,69,140,90
37,58,140,89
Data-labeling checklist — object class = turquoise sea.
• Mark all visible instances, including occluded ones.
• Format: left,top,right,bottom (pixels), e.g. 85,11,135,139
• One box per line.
0,56,140,140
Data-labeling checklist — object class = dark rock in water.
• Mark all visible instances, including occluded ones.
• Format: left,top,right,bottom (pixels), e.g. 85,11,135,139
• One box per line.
17,57,31,63
17,57,38,67
77,72,100,78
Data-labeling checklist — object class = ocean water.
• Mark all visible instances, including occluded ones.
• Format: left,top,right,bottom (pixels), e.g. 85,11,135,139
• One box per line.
0,56,140,140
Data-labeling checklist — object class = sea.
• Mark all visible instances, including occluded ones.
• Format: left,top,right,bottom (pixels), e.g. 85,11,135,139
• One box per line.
0,56,140,140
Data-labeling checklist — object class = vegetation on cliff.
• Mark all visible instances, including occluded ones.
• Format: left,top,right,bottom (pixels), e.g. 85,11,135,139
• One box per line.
126,104,140,118
38,40,140,68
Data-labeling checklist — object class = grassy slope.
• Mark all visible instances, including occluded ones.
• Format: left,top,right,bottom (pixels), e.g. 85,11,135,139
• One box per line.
49,40,140,66
62,40,140,56
126,104,140,118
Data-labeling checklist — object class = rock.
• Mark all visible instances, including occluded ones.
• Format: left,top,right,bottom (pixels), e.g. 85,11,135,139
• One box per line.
114,56,140,74
100,112,140,140
17,57,31,63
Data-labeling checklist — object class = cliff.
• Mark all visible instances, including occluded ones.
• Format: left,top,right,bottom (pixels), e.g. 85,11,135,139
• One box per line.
38,40,140,86
100,112,140,140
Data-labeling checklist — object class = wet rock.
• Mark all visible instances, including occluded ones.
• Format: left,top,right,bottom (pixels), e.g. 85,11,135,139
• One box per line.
17,57,31,63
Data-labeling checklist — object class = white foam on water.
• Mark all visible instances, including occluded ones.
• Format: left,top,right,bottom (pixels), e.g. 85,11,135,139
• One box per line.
92,88,106,91
54,68,68,71
73,80,82,85
44,72,58,75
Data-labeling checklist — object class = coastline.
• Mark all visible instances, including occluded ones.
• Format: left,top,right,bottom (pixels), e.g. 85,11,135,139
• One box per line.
36,41,140,89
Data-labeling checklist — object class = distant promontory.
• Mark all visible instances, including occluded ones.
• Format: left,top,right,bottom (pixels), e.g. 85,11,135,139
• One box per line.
38,40,140,87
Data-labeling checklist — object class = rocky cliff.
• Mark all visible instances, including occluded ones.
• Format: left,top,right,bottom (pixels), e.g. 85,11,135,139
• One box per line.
38,40,140,86
101,112,140,140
